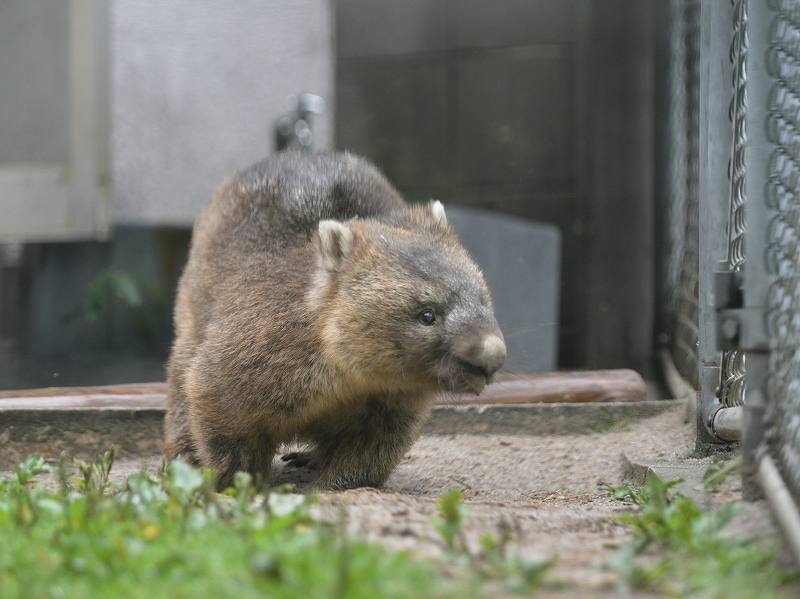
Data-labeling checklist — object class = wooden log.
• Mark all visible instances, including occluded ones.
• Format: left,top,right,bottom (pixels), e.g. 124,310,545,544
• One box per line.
437,369,648,405
0,382,167,399
0,383,167,409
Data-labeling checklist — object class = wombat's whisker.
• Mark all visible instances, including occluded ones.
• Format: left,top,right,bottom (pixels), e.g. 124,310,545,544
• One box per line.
500,323,557,339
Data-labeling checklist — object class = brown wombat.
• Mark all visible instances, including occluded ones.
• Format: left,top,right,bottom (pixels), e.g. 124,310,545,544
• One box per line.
165,150,506,489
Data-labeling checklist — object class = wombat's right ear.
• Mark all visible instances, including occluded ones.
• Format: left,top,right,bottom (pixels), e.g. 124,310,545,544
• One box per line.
318,220,354,271
429,200,447,226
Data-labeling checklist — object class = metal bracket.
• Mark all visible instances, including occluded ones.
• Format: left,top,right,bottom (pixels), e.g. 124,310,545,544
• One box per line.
714,268,744,309
714,268,768,351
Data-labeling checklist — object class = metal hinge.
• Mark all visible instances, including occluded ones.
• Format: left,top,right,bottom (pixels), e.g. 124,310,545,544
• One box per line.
714,268,768,352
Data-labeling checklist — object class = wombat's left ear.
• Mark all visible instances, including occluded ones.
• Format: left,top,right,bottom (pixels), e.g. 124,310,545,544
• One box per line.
318,220,354,271
429,200,447,226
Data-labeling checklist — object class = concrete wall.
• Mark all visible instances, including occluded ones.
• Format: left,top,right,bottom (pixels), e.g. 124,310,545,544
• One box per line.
0,0,335,365
336,0,655,374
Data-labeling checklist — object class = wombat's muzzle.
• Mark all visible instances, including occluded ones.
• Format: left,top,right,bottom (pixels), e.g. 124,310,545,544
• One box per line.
452,327,507,393
462,333,506,380
478,334,507,377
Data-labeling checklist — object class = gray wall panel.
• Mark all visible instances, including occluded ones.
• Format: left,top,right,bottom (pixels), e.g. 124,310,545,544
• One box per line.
337,0,655,373
337,58,450,202
337,0,448,57
446,206,561,373
457,45,573,185
111,0,334,225
0,0,70,163
456,0,576,47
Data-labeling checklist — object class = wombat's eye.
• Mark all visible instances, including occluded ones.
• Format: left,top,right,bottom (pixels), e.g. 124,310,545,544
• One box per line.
418,308,436,326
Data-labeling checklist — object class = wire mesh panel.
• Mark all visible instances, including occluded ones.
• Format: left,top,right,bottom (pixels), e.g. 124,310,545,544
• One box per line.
667,0,701,390
763,0,800,500
719,0,750,409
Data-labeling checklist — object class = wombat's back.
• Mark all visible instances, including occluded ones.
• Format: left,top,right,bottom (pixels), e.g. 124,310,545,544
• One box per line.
197,150,408,255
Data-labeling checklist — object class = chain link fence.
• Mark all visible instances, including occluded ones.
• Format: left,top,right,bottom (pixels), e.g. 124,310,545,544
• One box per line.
661,0,800,522
763,0,800,503
662,0,745,414
665,0,701,391
719,0,749,410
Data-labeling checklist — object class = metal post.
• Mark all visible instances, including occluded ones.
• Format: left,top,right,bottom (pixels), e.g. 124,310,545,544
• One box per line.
697,0,734,446
740,0,772,500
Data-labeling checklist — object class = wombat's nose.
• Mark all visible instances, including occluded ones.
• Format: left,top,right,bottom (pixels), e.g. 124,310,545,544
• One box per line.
468,333,506,380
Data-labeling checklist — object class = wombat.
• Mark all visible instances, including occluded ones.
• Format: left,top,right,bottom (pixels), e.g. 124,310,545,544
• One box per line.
164,150,506,490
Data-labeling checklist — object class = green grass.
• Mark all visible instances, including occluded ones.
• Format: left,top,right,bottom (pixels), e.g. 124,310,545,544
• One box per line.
18,447,787,598
431,487,553,594
0,450,551,599
0,451,450,599
605,473,798,598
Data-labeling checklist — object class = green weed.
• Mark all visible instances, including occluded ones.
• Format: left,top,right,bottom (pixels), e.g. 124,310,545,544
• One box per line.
433,487,467,556
0,451,454,599
606,473,797,598
431,487,553,594
604,476,683,507
698,455,742,493
590,416,630,433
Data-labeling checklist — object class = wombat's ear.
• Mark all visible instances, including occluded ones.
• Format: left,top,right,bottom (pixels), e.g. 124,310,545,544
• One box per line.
429,200,447,226
318,220,354,271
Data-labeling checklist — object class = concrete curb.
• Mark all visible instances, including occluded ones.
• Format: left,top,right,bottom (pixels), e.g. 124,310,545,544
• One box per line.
427,399,684,435
0,399,685,471
0,409,165,471
622,454,710,505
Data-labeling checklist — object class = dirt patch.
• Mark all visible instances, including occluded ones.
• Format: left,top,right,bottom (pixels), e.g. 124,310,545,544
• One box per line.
297,404,694,590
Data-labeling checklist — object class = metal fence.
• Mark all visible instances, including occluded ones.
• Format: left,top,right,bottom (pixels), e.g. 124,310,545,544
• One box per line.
762,0,800,503
662,0,800,542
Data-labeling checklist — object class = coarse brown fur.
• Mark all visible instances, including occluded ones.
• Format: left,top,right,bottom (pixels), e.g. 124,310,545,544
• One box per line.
165,150,505,490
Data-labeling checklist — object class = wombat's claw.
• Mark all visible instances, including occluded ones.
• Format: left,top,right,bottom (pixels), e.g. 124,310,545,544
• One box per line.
281,451,315,469
179,451,200,466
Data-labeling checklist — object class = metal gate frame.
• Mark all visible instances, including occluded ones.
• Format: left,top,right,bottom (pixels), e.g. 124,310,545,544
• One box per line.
698,0,800,561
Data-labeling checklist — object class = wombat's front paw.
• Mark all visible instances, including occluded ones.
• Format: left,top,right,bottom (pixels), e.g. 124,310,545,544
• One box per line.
281,451,317,470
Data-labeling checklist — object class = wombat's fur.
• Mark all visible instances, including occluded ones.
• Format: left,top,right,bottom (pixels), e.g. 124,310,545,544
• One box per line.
165,150,506,490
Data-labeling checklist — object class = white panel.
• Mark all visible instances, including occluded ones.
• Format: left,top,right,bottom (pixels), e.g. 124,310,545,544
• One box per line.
0,164,70,242
111,0,334,226
0,0,109,243
70,0,111,238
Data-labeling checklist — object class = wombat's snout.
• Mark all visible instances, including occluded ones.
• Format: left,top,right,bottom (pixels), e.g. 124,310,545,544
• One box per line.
462,333,507,382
